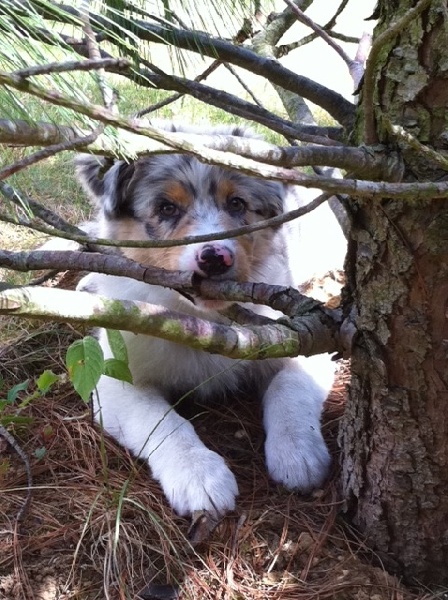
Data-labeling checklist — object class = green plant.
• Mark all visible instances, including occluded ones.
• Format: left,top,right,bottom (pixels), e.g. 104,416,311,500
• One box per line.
66,330,133,403
0,369,59,426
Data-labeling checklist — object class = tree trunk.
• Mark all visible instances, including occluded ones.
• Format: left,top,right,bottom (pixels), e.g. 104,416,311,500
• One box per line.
340,0,448,585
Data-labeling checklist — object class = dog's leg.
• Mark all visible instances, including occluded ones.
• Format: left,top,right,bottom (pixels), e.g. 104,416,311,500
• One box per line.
94,376,238,516
262,358,332,492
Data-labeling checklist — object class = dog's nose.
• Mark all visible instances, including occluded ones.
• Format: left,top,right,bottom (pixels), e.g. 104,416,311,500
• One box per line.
196,244,234,277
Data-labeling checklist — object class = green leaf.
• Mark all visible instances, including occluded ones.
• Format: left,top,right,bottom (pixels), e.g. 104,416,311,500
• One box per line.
106,329,129,364
36,370,60,394
103,358,133,384
7,379,30,404
66,336,104,403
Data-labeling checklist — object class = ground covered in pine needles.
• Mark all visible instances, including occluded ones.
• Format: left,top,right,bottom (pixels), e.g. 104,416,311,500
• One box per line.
0,313,431,600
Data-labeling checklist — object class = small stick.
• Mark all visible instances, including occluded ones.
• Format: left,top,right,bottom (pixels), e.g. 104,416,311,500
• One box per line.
0,424,33,523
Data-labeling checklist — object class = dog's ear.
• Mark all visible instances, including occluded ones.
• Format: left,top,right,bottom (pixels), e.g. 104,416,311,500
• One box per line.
76,155,136,218
223,125,256,138
76,155,108,199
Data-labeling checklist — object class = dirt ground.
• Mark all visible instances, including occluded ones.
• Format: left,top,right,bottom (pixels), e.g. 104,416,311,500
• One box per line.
0,312,430,600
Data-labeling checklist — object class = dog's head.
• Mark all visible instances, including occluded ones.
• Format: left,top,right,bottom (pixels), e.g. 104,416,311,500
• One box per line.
77,124,285,288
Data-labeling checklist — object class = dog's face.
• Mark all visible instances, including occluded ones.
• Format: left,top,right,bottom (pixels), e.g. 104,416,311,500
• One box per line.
77,138,285,294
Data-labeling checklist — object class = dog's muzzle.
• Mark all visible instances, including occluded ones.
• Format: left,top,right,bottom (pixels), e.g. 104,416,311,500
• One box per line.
195,243,234,277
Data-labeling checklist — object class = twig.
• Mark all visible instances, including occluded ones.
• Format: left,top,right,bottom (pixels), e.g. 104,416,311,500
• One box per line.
278,0,354,55
0,118,86,146
362,0,432,144
0,181,86,236
0,193,329,250
283,0,364,89
12,58,130,79
0,67,393,181
6,26,345,145
29,270,61,286
0,127,103,181
80,0,117,111
223,63,264,108
0,424,33,523
2,71,444,197
283,0,354,67
383,117,448,172
135,9,263,119
0,114,344,148
135,60,222,118
133,62,343,145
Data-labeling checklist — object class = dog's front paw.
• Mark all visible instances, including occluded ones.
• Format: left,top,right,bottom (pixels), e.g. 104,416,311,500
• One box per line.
153,447,238,517
265,428,331,493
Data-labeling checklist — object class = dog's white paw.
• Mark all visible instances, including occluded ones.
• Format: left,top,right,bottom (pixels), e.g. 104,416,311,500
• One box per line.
153,447,238,517
265,427,331,493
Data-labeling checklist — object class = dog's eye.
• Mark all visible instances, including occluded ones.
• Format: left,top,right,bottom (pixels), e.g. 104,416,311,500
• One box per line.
226,197,246,215
158,201,180,218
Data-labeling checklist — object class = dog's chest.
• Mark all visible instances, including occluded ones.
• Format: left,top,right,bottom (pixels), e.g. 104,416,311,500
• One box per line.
122,332,250,398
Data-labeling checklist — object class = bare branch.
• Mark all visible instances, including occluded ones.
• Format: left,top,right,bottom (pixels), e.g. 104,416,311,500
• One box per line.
128,62,344,146
276,0,354,56
0,249,194,290
0,72,402,192
0,127,102,181
79,0,118,111
2,23,345,145
0,92,441,197
254,0,314,51
0,118,85,146
0,119,354,174
11,57,130,79
0,248,325,314
223,62,264,108
0,193,329,250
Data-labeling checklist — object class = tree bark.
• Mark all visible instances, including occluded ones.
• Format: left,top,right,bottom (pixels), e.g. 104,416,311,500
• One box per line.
340,0,448,585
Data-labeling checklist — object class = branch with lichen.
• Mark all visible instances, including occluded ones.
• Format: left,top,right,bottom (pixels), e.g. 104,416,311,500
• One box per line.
0,286,343,359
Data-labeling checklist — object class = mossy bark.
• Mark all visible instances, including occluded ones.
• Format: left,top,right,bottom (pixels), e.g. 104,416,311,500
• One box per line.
340,0,448,585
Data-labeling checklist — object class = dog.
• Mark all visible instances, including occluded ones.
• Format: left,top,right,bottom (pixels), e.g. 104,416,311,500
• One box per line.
75,122,341,518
